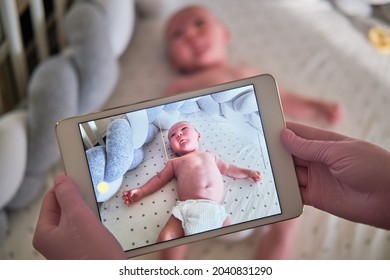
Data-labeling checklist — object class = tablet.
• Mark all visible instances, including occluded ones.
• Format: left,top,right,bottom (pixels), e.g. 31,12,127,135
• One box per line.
56,74,302,258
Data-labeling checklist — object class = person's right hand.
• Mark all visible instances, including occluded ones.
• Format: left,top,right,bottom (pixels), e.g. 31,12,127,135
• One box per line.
33,174,126,259
280,122,390,230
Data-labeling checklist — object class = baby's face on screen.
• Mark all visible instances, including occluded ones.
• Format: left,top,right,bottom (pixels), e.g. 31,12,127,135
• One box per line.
168,121,200,156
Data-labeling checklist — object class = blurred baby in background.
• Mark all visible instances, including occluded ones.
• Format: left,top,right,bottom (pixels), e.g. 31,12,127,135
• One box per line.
154,5,340,260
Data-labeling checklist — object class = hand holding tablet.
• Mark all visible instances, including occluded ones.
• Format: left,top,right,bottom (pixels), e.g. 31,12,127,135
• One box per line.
33,174,126,260
54,74,302,258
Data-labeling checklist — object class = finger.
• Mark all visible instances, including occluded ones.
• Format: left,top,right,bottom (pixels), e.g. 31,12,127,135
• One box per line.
33,185,61,251
128,196,136,206
295,166,308,188
298,186,311,206
292,155,308,168
123,195,133,206
125,197,133,206
285,121,348,141
125,201,134,207
35,186,61,229
250,172,258,181
281,128,337,164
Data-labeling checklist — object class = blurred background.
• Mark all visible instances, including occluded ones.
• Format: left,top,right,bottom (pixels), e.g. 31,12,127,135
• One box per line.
1,0,390,259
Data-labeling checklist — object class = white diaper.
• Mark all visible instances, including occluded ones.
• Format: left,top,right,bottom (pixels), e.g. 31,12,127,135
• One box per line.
172,199,229,236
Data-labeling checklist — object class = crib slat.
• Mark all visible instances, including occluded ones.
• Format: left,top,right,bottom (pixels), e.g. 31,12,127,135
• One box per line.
54,0,67,50
80,124,94,149
88,121,106,146
30,0,49,61
0,0,28,100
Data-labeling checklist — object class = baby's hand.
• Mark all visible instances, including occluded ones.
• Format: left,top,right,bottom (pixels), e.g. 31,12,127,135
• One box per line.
248,170,262,182
122,189,143,207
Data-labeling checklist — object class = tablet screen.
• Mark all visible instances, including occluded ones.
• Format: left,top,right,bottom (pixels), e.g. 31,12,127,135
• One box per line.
77,84,282,253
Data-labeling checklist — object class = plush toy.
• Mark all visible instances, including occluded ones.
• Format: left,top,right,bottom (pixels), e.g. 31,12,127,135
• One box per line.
0,0,135,241
5,0,121,210
0,110,27,240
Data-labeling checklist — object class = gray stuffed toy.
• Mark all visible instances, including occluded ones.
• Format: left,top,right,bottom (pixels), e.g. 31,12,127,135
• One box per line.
7,1,119,209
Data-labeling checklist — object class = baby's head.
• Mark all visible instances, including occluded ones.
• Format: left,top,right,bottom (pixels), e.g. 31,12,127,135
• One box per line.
165,5,230,73
168,121,201,156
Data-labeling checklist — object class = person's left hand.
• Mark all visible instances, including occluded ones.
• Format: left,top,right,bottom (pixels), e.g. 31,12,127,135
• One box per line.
33,174,126,259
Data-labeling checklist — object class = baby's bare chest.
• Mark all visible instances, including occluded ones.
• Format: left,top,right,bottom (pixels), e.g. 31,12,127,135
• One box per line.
174,153,215,174
173,154,225,201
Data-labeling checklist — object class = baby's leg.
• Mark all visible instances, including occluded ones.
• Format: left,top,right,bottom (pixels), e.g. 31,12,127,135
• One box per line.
157,215,187,260
222,216,232,227
255,218,300,260
160,245,188,260
281,91,341,124
157,215,184,242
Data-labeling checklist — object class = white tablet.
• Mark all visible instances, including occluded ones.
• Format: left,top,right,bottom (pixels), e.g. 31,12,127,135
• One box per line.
56,74,302,258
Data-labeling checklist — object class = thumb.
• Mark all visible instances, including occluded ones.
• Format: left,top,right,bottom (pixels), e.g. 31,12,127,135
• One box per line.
280,128,335,164
53,174,86,212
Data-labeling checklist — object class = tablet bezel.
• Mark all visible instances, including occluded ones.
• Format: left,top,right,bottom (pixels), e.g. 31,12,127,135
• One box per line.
56,74,303,258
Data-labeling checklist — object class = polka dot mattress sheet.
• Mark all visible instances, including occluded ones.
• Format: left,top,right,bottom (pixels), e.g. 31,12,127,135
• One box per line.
99,111,281,252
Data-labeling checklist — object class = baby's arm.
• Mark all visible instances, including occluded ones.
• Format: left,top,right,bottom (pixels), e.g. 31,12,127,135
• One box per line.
122,161,175,206
215,154,262,182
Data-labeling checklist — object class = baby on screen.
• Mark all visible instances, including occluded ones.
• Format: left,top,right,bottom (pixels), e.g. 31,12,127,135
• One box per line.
122,121,262,241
